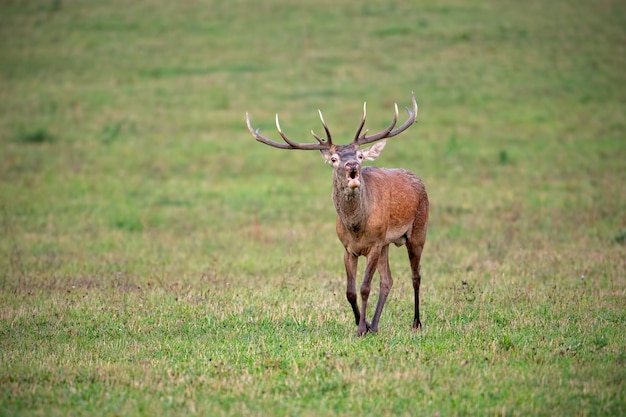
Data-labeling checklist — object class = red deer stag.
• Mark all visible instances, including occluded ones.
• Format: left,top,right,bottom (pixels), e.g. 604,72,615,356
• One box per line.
245,93,428,336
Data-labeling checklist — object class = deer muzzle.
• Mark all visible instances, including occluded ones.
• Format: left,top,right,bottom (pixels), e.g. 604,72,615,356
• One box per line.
345,161,361,189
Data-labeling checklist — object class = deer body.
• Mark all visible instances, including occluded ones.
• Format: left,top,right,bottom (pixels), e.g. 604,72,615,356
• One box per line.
333,167,426,251
246,93,428,336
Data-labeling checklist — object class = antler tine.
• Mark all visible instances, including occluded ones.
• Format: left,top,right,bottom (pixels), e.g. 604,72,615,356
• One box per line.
355,103,398,145
355,92,418,146
385,92,418,138
318,109,333,146
246,112,292,149
310,130,326,145
353,102,368,142
246,112,330,151
275,113,304,148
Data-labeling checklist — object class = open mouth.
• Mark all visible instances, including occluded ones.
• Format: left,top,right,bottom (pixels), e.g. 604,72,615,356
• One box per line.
347,169,360,188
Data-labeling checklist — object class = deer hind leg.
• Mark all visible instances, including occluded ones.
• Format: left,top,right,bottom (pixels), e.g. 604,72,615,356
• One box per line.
344,251,360,326
407,238,425,331
370,245,392,333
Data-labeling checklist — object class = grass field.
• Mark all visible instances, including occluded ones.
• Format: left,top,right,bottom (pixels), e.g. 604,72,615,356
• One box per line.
1,0,625,415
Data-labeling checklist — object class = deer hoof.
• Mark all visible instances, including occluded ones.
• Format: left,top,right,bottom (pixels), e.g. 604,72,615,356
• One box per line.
356,323,369,337
357,321,376,337
412,320,423,332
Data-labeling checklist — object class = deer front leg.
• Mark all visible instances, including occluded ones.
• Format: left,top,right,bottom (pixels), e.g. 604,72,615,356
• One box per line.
358,248,381,337
370,245,392,333
344,251,360,326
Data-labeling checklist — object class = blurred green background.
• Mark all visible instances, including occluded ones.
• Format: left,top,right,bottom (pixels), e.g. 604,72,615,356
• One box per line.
1,0,624,416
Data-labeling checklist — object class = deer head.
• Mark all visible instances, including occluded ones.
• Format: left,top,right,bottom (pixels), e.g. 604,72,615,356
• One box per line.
245,93,418,193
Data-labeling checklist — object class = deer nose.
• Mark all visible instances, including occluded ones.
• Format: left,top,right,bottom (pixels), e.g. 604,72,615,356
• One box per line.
344,161,360,172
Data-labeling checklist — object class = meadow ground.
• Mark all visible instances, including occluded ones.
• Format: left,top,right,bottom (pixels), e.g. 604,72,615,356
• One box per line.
0,0,624,416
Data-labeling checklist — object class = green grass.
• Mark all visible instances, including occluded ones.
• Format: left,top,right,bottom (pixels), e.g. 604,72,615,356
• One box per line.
1,0,625,416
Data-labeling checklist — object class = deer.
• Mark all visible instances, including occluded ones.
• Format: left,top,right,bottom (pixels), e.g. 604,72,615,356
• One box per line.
245,93,428,337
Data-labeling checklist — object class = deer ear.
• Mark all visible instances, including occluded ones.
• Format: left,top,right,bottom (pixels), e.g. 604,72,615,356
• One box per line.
361,140,387,161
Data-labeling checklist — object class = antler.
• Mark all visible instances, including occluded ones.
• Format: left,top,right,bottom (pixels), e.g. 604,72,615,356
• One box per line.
245,111,332,151
353,92,418,146
246,92,418,150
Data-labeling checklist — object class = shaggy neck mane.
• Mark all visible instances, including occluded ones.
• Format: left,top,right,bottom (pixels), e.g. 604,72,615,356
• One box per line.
332,170,370,230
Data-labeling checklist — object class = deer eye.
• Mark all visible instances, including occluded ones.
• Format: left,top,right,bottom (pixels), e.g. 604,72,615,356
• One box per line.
330,156,338,163
357,153,364,160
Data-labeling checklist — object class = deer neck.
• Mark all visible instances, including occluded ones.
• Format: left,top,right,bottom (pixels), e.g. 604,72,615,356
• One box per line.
332,169,370,230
